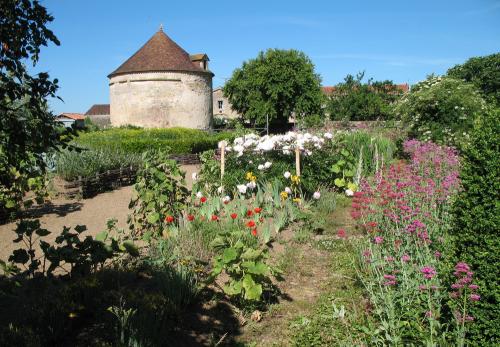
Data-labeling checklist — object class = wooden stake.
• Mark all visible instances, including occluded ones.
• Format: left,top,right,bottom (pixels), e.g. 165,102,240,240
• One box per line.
220,142,226,180
295,147,301,177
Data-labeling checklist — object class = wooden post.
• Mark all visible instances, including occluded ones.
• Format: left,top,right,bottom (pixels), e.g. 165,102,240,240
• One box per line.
295,147,301,177
220,142,226,180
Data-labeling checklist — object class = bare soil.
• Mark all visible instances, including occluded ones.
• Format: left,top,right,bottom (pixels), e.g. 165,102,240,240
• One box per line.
0,164,199,261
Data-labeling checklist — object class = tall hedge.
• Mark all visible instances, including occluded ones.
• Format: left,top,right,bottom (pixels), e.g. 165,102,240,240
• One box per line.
450,108,500,345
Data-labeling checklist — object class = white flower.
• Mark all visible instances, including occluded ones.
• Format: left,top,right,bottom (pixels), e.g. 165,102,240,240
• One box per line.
196,191,203,198
237,184,248,194
313,191,321,200
217,186,224,194
345,189,354,197
285,187,292,194
233,144,244,153
222,195,231,203
191,172,198,181
246,181,256,189
324,132,333,139
284,171,291,179
218,140,228,149
258,164,265,170
264,161,272,169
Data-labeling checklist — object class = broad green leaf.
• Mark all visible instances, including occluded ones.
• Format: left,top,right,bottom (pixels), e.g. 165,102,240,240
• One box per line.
222,247,238,264
331,165,341,174
246,262,269,275
74,225,87,233
245,283,263,301
241,248,262,260
122,241,139,257
334,178,345,187
341,149,350,157
344,170,354,177
223,280,242,295
5,199,16,209
242,274,256,290
9,249,29,264
147,212,160,224
95,231,108,242
35,228,50,237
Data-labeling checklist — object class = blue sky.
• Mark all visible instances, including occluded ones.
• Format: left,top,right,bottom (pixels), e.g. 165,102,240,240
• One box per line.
33,0,500,114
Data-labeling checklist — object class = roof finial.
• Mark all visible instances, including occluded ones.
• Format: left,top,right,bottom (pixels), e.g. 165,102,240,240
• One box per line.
159,23,163,32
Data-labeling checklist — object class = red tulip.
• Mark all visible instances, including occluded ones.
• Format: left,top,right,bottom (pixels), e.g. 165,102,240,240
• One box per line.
211,215,218,221
187,214,195,221
246,210,254,217
165,215,174,223
246,220,256,228
200,197,207,203
254,207,262,213
251,229,258,237
230,213,238,219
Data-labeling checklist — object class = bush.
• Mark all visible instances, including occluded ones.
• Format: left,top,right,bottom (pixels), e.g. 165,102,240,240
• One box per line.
447,53,500,105
393,76,487,147
450,108,500,345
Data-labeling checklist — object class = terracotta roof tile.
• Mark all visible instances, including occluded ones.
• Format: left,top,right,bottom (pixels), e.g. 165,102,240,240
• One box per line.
108,29,209,77
85,104,110,115
58,113,85,120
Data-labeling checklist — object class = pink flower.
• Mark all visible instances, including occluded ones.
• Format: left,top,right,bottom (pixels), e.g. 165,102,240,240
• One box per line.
337,228,346,238
434,251,441,259
468,284,479,290
470,294,480,301
374,236,384,244
421,266,437,280
401,254,411,263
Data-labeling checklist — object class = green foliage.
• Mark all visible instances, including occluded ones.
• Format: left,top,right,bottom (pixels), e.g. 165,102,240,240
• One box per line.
450,108,500,345
393,75,487,147
447,53,500,105
0,0,75,216
223,49,324,127
7,219,138,278
128,150,189,240
327,71,405,121
56,127,234,181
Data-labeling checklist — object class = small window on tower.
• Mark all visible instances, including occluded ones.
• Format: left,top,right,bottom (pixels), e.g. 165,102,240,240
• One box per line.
218,100,223,109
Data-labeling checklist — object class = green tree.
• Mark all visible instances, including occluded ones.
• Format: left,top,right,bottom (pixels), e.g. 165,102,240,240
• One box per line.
450,108,500,345
447,53,500,105
223,49,324,128
393,75,487,147
0,0,72,216
327,72,404,121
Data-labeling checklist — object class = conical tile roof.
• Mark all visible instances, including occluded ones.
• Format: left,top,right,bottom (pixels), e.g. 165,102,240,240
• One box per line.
108,29,207,77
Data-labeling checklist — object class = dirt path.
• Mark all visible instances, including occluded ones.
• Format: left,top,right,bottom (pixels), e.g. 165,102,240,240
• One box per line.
234,197,356,346
0,164,199,261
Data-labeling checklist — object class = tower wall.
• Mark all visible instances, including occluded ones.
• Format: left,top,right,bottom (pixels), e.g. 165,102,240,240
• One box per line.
109,71,213,129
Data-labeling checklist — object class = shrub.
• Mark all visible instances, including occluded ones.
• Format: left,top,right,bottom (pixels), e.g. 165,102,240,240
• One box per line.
447,53,500,105
393,76,487,147
450,108,500,345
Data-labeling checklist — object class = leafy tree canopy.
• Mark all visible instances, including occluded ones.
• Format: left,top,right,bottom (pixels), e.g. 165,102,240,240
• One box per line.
326,71,405,121
0,0,72,216
447,52,500,105
223,49,324,128
393,75,487,147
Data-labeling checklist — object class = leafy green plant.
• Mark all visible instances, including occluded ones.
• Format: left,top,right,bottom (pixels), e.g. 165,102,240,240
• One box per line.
128,150,189,240
393,76,487,147
449,108,500,346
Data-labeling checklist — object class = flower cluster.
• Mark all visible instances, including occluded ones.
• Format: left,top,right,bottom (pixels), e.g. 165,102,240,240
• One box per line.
221,131,335,157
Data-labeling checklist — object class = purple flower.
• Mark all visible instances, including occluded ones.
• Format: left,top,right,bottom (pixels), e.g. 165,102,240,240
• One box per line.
434,251,441,259
470,294,480,301
468,284,479,290
421,266,437,280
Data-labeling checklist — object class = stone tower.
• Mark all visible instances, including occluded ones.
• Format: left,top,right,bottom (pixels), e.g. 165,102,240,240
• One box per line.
108,28,213,129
